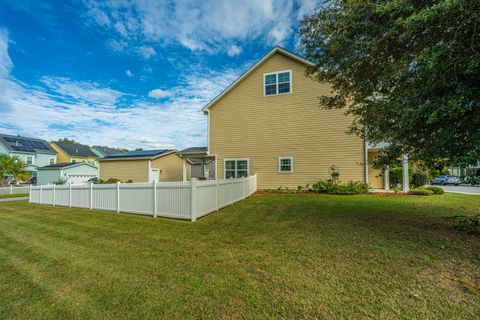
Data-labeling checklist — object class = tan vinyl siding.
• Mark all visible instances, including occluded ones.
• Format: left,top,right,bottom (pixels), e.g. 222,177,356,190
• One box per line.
151,153,184,182
99,160,149,182
209,52,365,189
368,151,384,189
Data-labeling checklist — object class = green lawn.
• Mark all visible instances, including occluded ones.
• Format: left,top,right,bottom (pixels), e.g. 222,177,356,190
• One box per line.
0,193,29,199
0,194,479,319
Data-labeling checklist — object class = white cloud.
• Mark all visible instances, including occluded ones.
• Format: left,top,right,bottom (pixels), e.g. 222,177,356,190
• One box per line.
82,0,323,54
148,88,172,99
226,44,242,57
105,38,128,52
137,46,156,59
0,29,13,76
126,69,134,77
0,30,241,149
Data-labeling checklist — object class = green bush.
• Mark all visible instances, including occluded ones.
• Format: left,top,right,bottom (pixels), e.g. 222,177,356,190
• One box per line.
311,180,368,195
409,188,433,196
412,171,428,188
422,186,445,194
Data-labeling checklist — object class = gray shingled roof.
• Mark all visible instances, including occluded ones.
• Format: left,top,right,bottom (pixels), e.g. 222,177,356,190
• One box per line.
53,141,97,157
92,145,123,156
180,147,208,154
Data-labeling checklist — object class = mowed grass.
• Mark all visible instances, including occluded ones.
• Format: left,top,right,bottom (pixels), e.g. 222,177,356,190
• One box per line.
0,194,479,319
0,193,28,199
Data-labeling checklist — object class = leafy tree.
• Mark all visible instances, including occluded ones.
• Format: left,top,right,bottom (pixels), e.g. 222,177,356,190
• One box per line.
58,138,80,145
0,154,26,186
300,0,480,166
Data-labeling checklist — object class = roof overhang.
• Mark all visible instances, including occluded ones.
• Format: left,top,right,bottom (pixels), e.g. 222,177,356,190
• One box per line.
38,162,98,170
202,46,314,113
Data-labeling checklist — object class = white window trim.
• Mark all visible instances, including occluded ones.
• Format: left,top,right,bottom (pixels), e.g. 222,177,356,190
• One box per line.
278,156,293,173
224,158,249,179
263,70,292,97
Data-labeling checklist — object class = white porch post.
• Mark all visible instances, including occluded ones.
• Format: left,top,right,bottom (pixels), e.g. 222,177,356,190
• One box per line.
384,166,390,191
402,154,409,192
182,158,187,181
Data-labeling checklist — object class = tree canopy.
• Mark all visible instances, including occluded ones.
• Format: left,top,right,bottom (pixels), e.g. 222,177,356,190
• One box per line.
299,0,480,165
0,154,26,186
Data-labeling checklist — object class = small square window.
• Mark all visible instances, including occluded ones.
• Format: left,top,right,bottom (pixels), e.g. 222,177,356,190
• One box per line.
26,156,33,165
279,157,293,173
49,158,55,165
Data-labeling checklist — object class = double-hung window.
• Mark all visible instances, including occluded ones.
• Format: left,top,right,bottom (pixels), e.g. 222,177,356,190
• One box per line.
264,70,291,96
278,157,293,173
224,159,249,179
26,156,33,165
49,158,55,165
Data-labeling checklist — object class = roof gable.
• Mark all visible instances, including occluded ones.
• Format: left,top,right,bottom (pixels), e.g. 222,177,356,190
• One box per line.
202,46,314,112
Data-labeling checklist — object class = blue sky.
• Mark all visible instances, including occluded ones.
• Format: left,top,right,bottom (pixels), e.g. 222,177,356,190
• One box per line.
0,0,321,150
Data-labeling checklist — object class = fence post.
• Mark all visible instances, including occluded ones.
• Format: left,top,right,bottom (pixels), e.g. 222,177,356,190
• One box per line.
9,184,12,194
191,178,197,222
39,185,43,204
69,183,72,208
153,180,157,218
243,178,246,199
116,181,120,213
90,183,93,210
231,179,234,205
52,184,56,206
28,185,32,203
215,179,219,211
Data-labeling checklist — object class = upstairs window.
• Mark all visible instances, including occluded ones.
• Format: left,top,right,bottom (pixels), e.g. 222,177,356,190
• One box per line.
264,71,291,96
49,158,55,165
26,156,33,165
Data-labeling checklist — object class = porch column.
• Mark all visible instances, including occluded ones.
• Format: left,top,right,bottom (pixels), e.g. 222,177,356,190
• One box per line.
182,158,187,181
384,166,390,191
402,154,409,192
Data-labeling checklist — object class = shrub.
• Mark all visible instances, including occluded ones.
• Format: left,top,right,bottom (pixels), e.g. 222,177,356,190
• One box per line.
409,188,433,196
412,171,428,188
329,181,369,195
422,186,445,194
104,178,121,184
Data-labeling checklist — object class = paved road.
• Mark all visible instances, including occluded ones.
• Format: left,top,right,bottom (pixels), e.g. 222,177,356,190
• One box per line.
438,185,480,195
0,196,29,202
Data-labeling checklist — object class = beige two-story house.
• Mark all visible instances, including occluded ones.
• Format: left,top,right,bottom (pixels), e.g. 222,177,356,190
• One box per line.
203,47,387,190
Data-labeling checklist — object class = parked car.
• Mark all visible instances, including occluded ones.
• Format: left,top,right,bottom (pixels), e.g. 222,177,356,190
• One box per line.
87,177,98,183
430,175,460,186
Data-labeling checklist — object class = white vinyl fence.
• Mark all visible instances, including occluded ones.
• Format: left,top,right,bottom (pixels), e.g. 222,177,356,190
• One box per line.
0,185,31,195
29,175,257,221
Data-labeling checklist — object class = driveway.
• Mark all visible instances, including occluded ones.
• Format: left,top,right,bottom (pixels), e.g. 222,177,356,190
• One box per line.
437,185,480,195
0,196,29,202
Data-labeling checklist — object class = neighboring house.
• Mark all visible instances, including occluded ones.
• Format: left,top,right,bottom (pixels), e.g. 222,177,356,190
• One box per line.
0,133,57,180
180,147,215,179
202,46,396,190
98,150,188,182
50,141,99,167
37,162,98,185
90,145,123,158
